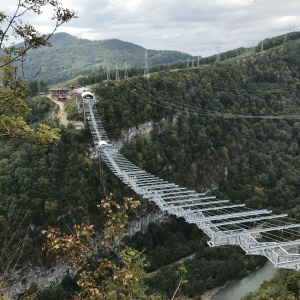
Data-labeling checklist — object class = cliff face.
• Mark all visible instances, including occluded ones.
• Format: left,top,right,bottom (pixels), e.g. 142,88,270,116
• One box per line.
112,120,154,151
2,94,177,297
112,115,178,150
3,263,76,298
3,212,169,297
127,211,169,236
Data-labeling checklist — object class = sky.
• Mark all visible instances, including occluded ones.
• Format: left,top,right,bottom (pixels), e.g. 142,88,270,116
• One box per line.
5,0,300,57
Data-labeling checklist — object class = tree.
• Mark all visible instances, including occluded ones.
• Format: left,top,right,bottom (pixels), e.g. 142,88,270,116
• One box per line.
0,1,76,294
0,0,76,68
171,265,188,300
0,0,76,144
43,194,162,300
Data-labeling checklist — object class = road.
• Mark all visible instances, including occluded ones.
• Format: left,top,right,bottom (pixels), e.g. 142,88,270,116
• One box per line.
48,96,84,129
52,98,69,125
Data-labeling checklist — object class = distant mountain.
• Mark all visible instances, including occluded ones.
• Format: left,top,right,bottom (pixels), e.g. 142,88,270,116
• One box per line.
21,32,193,85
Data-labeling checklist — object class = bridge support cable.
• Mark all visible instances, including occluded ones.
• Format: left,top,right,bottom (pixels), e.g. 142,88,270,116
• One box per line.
82,96,300,271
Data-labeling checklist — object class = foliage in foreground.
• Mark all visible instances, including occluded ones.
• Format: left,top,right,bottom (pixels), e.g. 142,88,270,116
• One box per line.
0,59,60,145
43,194,162,300
0,0,76,145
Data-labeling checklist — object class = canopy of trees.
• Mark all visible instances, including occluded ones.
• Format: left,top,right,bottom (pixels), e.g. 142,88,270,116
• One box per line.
2,27,300,298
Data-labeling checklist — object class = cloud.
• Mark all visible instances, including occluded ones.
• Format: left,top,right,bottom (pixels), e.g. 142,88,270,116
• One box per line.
3,0,300,56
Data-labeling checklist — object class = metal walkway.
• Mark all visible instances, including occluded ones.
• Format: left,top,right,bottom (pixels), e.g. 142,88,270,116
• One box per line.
83,96,300,271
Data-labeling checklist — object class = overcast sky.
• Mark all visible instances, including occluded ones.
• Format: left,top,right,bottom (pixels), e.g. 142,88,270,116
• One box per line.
7,0,300,57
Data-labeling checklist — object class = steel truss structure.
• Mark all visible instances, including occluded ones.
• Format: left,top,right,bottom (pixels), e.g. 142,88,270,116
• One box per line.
83,96,300,271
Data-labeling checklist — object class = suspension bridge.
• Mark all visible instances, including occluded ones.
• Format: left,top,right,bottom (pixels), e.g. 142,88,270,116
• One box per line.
82,91,300,272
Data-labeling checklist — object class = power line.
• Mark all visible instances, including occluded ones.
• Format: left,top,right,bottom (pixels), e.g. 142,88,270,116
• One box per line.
119,74,300,120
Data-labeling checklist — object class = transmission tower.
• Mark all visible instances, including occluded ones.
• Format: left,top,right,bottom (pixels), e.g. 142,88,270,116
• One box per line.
106,65,111,81
144,50,149,78
260,40,264,52
197,56,201,67
115,63,120,81
215,47,221,62
124,62,128,79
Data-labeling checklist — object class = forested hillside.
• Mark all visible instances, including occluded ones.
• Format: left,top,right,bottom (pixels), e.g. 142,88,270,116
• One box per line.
20,32,193,85
242,268,300,299
2,33,300,298
91,37,300,297
94,38,300,214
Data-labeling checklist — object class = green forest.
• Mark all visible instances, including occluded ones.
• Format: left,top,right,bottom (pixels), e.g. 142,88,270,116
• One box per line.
2,32,300,299
19,32,194,86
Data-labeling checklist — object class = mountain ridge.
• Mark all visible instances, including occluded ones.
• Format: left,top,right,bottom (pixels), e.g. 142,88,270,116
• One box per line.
22,32,193,85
